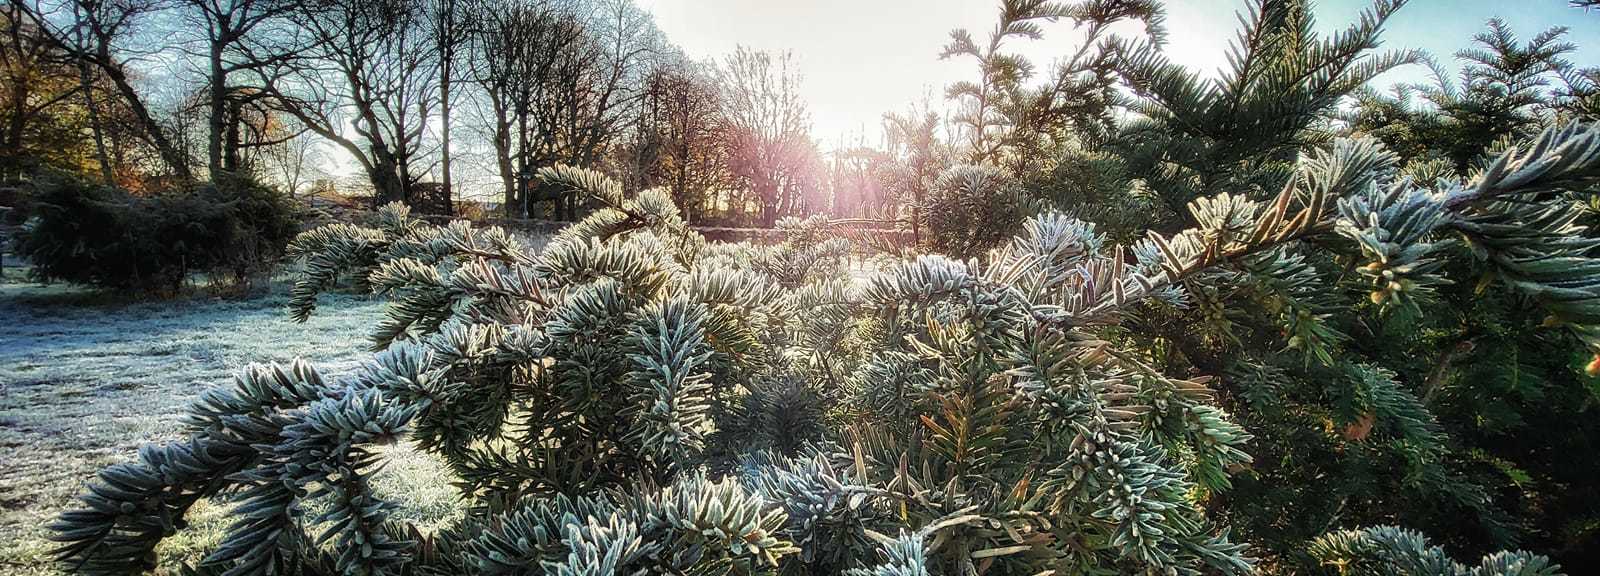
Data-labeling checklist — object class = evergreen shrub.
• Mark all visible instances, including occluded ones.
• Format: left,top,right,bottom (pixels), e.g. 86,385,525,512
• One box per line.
48,124,1600,574
17,172,298,291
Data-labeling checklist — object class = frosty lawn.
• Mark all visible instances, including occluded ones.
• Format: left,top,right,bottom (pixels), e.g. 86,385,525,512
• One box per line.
0,272,460,576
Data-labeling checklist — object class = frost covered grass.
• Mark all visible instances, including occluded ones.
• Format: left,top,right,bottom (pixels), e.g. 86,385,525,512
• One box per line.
0,268,460,576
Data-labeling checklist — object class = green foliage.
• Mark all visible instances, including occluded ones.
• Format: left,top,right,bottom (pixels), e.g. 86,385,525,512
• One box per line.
465,473,795,575
54,161,1267,575
845,531,930,576
16,172,299,291
941,0,1165,170
54,124,1600,574
1108,0,1420,229
918,164,1041,258
1346,18,1590,171
1309,526,1560,576
1006,6,1600,566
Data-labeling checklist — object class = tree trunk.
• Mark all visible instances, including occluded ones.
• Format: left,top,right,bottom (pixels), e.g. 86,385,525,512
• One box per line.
96,50,194,182
369,161,405,206
675,169,691,223
4,82,29,182
438,8,453,214
75,56,112,184
223,98,242,173
912,176,923,247
760,193,776,227
515,110,531,218
440,74,452,210
495,124,514,213
207,40,227,178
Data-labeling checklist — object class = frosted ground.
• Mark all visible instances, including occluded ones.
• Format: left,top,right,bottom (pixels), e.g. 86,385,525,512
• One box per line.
0,269,460,576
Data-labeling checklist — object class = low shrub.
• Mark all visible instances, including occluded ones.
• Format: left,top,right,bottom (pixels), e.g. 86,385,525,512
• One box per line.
16,172,299,292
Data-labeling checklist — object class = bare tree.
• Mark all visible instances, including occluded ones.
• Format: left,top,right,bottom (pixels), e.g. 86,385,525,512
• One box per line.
716,46,816,226
827,141,886,219
259,117,323,194
256,0,438,206
176,0,294,178
17,0,196,181
466,0,583,215
631,58,726,221
567,0,659,166
465,0,660,218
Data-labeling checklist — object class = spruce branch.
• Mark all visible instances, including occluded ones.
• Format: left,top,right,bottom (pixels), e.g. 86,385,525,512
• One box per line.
1310,526,1560,575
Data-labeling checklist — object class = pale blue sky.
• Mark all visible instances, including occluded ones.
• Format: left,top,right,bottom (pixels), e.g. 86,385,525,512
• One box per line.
638,0,1600,146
